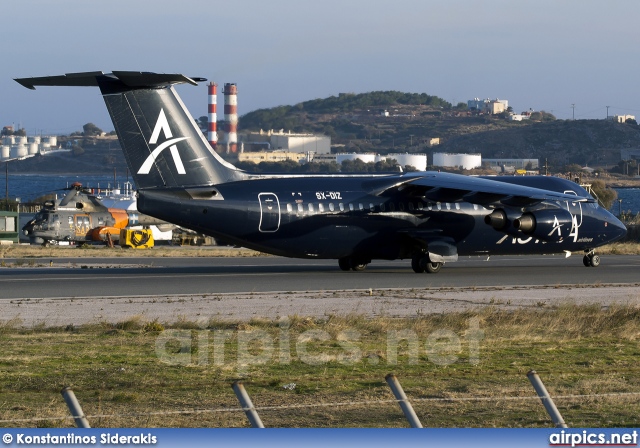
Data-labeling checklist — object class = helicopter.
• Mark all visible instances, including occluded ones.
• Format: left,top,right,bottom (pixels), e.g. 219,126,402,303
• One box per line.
22,182,171,247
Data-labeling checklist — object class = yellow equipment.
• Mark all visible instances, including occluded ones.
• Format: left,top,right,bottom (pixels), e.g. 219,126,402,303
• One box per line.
120,228,154,249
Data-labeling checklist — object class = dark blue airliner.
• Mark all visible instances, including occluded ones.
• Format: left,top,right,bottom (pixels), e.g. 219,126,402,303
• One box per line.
15,72,627,273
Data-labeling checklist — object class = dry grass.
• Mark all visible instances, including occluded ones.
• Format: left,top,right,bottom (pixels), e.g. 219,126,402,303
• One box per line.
0,245,265,259
1,304,639,428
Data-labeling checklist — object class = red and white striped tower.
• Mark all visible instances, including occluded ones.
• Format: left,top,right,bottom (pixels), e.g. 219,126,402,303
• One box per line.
223,83,238,153
207,82,218,151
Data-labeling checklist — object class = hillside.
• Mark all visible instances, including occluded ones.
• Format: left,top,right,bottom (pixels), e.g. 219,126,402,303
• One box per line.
241,91,640,170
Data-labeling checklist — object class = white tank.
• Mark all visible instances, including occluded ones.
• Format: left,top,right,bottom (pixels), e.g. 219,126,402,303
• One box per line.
2,136,15,146
41,136,57,147
336,153,377,164
27,136,41,144
433,153,482,170
15,136,27,145
1,145,10,159
28,143,39,155
387,153,427,171
10,145,28,158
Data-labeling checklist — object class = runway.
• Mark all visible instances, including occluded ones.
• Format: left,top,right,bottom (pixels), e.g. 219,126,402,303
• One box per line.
1,255,639,326
1,254,639,300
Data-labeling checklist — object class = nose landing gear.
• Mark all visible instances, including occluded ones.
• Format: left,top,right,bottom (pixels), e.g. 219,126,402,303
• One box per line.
583,250,601,267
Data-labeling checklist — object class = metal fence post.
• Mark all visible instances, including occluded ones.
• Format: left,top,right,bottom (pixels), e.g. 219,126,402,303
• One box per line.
60,387,91,428
527,370,568,428
385,374,423,428
232,381,265,428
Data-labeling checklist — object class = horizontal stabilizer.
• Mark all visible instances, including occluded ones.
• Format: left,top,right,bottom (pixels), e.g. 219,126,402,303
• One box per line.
15,71,205,90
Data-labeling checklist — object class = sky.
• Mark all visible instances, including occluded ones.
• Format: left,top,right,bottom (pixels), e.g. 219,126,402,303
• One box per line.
2,0,640,135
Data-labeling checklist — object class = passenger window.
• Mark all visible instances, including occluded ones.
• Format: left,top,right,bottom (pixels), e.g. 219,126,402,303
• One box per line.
369,203,375,212
455,203,460,210
297,203,304,213
359,203,364,211
473,204,478,210
339,203,344,211
446,203,451,210
436,203,441,211
408,202,414,211
389,203,395,212
98,217,104,226
68,217,73,225
318,203,325,212
287,203,293,213
380,203,386,212
349,203,354,211
417,202,424,211
399,203,405,212
308,203,315,213
329,203,335,212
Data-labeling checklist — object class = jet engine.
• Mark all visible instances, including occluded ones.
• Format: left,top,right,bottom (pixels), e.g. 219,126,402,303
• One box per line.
484,209,509,231
513,209,574,242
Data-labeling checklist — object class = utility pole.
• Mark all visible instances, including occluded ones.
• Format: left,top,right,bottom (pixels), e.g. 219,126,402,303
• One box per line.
544,158,549,176
571,104,575,120
606,106,610,120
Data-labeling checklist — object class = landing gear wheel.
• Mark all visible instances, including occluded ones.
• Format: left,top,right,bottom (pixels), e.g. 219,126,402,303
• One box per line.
418,256,443,274
338,257,351,271
425,261,443,274
583,253,601,267
351,261,368,271
411,255,425,273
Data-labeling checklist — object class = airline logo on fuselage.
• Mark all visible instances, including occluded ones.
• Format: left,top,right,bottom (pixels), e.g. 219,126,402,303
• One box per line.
138,109,189,175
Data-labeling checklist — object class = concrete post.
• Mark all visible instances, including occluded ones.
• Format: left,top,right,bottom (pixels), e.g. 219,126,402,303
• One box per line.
232,381,265,428
385,374,423,428
60,387,91,428
527,370,568,428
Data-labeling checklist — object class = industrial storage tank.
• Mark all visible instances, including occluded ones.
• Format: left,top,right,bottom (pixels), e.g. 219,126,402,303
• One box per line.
15,136,27,145
10,145,28,159
336,153,377,164
1,146,10,160
433,153,482,170
387,153,427,171
28,143,39,155
27,136,41,144
2,136,15,146
40,136,57,148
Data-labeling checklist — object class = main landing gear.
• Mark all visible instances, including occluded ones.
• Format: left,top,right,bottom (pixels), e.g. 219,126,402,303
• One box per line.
582,250,601,268
411,253,443,274
338,256,370,272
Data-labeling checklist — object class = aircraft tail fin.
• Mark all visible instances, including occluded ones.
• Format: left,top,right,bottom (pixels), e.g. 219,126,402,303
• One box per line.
15,71,244,189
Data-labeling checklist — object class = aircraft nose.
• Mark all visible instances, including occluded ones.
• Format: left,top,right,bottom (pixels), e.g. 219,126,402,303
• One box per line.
606,214,627,243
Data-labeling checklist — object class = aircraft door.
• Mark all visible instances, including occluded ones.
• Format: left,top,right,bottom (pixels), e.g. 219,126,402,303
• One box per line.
74,214,91,237
51,214,61,237
258,193,281,232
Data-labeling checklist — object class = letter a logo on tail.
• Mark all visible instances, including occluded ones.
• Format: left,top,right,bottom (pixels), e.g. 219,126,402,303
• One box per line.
138,109,189,175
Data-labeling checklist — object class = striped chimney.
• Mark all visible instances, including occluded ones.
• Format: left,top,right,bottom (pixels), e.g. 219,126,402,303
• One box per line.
207,82,218,151
223,83,238,153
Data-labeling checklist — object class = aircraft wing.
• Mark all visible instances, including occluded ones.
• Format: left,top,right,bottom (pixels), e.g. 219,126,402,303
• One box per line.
369,171,593,207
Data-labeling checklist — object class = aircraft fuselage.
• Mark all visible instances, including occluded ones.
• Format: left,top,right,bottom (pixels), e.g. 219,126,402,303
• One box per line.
138,174,624,261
